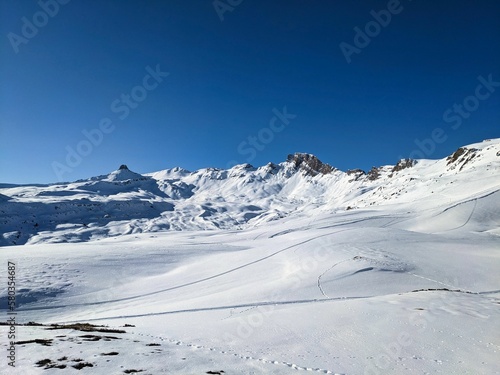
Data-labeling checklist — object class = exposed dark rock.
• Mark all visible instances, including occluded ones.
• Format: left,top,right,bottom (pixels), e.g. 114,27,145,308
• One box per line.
346,169,366,182
446,147,478,171
15,338,53,346
35,359,52,367
367,167,382,181
48,323,126,333
389,158,416,177
119,164,129,170
265,162,279,174
446,148,467,165
392,158,416,173
346,169,365,175
72,362,94,370
287,153,335,176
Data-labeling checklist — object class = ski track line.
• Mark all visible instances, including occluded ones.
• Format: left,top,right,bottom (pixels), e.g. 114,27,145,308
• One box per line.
317,259,352,298
133,331,344,374
315,214,395,232
315,244,489,301
64,296,371,323
272,213,397,241
17,229,358,313
351,242,479,294
431,187,499,233
453,198,477,230
436,198,478,233
440,188,499,214
379,215,414,228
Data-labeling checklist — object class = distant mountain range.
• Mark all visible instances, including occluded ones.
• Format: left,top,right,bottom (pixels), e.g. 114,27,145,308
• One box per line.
1,138,499,246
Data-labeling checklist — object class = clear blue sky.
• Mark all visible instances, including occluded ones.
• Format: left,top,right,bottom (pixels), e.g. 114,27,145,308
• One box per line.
1,0,499,183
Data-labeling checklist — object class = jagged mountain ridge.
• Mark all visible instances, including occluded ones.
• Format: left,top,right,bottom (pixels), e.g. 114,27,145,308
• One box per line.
1,138,499,246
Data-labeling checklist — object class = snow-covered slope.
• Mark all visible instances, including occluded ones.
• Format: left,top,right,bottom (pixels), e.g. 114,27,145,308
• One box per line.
1,139,499,374
1,139,500,246
1,197,499,374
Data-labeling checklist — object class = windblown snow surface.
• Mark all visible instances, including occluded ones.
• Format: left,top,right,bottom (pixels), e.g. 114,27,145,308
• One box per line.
1,139,499,374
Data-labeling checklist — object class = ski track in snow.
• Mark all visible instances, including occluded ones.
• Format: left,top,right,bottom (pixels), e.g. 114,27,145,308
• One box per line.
16,229,359,313
314,241,492,300
317,258,352,298
51,289,497,325
17,223,494,320
2,139,500,374
62,296,370,322
440,187,499,214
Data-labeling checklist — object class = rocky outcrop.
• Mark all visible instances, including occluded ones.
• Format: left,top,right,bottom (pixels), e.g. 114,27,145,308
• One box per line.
346,169,365,182
446,147,478,171
367,167,382,181
389,158,416,177
264,162,279,175
392,158,416,173
286,153,335,176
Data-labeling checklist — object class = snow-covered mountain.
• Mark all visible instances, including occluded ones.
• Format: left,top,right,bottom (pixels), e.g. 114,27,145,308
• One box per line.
1,139,499,375
1,138,499,246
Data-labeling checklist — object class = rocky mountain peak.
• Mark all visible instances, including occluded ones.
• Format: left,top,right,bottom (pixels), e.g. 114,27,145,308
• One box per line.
107,165,147,182
286,153,335,176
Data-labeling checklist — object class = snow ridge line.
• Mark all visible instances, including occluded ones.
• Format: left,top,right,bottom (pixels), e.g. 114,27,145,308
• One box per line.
440,187,499,214
133,331,344,374
407,272,476,294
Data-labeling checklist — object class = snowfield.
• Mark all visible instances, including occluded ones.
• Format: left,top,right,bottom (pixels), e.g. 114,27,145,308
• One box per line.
1,139,499,374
